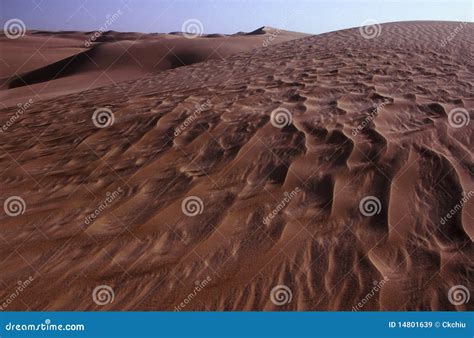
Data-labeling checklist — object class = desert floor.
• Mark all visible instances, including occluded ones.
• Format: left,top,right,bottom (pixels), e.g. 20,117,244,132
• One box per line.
0,21,472,310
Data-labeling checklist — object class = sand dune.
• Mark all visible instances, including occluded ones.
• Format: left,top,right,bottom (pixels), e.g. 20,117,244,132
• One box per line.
0,21,472,311
0,27,306,106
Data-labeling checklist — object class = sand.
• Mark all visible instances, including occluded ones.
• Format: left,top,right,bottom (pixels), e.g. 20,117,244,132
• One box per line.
0,21,472,311
0,27,306,106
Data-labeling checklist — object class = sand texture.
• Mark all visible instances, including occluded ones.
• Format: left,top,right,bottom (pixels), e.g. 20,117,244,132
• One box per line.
0,21,472,311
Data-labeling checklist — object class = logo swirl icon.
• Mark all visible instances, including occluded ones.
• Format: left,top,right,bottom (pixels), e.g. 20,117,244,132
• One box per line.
270,285,292,305
92,108,115,128
359,19,382,39
448,285,470,306
4,19,26,39
182,19,203,39
4,196,26,217
92,285,115,305
448,108,470,128
181,196,204,217
270,108,292,128
359,196,381,216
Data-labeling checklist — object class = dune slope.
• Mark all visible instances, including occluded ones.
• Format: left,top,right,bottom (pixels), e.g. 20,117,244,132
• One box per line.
0,21,472,311
0,27,306,106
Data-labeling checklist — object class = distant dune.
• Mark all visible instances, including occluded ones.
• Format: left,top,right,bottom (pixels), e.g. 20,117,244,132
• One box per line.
0,21,472,311
0,27,307,106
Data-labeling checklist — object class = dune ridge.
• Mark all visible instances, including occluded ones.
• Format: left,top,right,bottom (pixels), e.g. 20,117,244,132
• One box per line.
0,21,472,311
0,28,307,106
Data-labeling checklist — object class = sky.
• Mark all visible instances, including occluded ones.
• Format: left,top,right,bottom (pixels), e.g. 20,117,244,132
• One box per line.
1,0,472,34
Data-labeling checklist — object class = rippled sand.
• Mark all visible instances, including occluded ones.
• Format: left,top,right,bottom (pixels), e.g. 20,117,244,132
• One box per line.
0,21,472,311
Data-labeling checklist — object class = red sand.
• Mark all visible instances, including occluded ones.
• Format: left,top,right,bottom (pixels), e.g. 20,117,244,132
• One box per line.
0,21,472,311
0,27,306,106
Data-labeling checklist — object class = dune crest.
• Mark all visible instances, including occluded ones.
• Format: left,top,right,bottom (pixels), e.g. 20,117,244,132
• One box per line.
0,21,472,311
0,28,307,106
